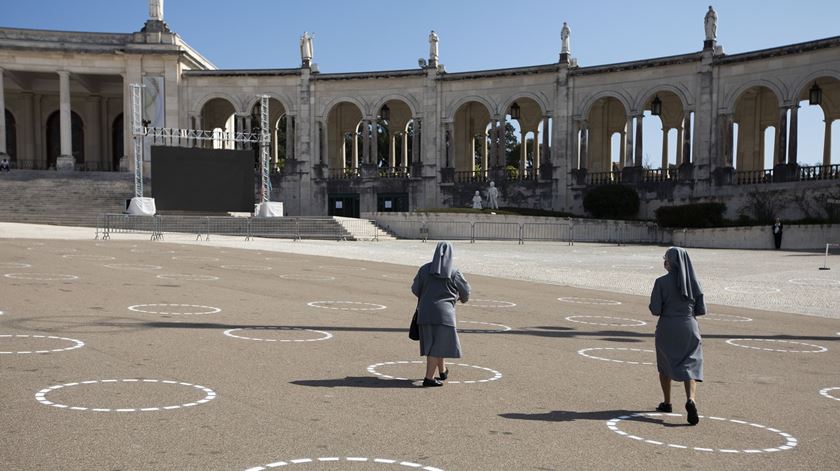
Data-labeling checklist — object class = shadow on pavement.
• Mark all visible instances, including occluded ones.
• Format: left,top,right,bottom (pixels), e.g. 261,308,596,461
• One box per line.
290,376,417,389
500,409,694,427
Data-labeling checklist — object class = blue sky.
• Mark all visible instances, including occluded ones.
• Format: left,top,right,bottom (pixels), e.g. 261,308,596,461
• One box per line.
3,0,839,72
3,0,839,165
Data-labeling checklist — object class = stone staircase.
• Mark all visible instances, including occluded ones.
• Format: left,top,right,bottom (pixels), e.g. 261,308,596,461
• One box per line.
334,216,398,241
0,170,136,227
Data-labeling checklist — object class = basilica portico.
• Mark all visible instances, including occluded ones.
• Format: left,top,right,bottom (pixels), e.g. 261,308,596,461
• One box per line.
2,2,839,220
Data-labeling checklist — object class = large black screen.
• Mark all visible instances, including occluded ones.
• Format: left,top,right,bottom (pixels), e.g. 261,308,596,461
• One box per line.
151,146,255,212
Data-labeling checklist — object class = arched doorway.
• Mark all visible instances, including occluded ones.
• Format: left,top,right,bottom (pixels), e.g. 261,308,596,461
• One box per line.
46,110,84,169
583,96,628,172
453,101,492,177
325,102,363,174
732,86,781,171
505,97,547,179
200,98,236,150
794,76,840,168
640,91,686,177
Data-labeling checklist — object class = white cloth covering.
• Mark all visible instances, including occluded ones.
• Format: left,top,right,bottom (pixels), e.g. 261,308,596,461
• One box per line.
127,197,156,216
255,201,284,218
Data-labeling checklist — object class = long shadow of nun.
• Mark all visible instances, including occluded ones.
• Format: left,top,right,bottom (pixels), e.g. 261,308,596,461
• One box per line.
500,409,693,427
291,376,417,389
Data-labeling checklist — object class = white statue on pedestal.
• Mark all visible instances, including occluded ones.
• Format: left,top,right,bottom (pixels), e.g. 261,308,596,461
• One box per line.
472,190,483,209
429,31,439,63
300,32,314,65
704,6,717,41
560,22,571,55
149,0,164,21
487,181,499,209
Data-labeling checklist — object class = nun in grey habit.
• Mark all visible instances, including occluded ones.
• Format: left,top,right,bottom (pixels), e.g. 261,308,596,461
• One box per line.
411,241,471,387
649,246,706,425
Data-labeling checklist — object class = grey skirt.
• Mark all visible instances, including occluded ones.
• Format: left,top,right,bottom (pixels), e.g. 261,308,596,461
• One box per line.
419,323,462,358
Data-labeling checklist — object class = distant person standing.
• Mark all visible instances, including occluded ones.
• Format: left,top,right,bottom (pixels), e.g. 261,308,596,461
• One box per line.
649,247,706,425
772,217,783,250
411,241,471,387
0,158,10,172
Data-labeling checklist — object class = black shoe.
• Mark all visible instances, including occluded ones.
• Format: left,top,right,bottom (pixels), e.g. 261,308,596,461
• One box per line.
437,368,449,381
422,378,443,387
685,400,699,425
655,402,672,413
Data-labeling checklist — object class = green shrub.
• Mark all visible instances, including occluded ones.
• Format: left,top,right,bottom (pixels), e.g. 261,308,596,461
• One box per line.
582,185,640,219
655,202,726,228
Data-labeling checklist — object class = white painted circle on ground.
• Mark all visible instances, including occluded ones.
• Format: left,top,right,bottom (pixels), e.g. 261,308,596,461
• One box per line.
701,313,753,322
318,265,367,271
724,286,780,295
787,278,840,287
0,334,85,354
578,347,655,365
464,299,516,308
566,316,647,327
0,262,31,269
128,304,221,315
307,301,386,311
606,412,798,453
223,327,333,342
557,296,622,305
220,264,273,271
457,321,512,333
4,273,79,281
34,379,217,412
279,273,336,281
104,263,162,271
819,387,840,401
725,338,827,353
172,256,219,262
611,264,654,270
156,274,220,281
62,254,115,261
243,457,445,471
367,361,502,384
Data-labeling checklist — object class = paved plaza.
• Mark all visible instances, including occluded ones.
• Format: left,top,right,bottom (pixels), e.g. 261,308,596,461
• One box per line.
1,223,839,470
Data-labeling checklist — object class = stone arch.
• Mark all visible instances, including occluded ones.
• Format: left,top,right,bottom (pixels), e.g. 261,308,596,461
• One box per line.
723,79,786,114
790,70,840,105
325,100,365,171
578,90,632,119
320,96,368,120
445,95,495,121
732,85,782,171
45,110,84,168
372,94,420,118
635,84,692,112
499,92,549,117
243,93,295,118
193,92,241,115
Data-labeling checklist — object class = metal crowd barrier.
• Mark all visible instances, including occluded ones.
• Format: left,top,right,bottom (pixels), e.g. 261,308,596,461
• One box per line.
97,214,352,242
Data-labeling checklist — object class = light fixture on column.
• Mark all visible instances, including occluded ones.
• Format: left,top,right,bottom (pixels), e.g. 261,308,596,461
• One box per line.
809,82,822,105
510,102,521,120
380,104,390,120
651,95,662,116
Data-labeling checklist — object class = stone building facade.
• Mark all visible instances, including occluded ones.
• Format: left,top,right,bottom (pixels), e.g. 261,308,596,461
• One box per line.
1,3,838,219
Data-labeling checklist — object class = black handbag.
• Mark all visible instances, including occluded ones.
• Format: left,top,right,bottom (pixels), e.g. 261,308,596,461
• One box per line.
409,309,420,341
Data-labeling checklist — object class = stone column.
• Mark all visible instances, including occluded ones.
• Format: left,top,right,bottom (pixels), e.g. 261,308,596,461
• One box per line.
634,114,644,167
824,119,833,166
787,105,798,165
340,133,347,170
285,115,294,160
624,115,634,167
776,107,788,165
519,131,527,174
352,131,359,168
661,127,669,170
579,122,589,169
371,120,379,165
57,71,74,170
33,94,43,166
411,119,420,165
481,133,488,174
534,128,540,175
619,131,626,168
445,121,454,167
389,134,396,168
362,120,370,164
682,112,692,165
401,133,409,167
0,68,7,158
723,114,734,167
100,97,109,169
541,117,550,162
676,127,684,166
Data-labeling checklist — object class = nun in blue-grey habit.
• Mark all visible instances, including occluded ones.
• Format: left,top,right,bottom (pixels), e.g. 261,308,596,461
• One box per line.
412,241,471,387
649,246,706,425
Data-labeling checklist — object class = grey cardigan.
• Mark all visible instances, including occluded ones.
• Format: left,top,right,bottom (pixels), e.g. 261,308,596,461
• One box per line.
649,273,706,318
411,263,471,326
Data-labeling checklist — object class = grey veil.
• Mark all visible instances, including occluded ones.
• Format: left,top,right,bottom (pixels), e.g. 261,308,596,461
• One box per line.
430,241,455,278
665,246,703,302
